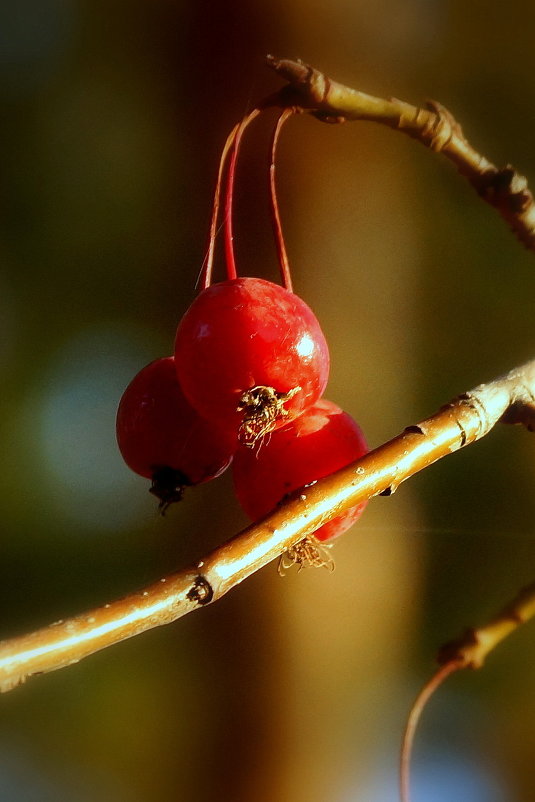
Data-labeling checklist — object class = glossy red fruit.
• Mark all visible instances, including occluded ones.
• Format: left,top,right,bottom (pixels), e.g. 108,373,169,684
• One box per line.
116,356,234,510
232,398,368,542
174,277,330,446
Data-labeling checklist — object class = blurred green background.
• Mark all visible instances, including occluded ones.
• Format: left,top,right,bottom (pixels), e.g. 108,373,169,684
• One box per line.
0,1,534,800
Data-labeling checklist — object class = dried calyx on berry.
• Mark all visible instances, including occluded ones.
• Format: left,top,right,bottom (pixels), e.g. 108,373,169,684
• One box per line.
174,277,329,447
116,357,234,510
149,466,190,513
237,385,300,445
232,399,368,567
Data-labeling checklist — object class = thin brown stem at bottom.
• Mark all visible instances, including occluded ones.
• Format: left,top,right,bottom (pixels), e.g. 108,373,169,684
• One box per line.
399,661,462,802
400,580,535,802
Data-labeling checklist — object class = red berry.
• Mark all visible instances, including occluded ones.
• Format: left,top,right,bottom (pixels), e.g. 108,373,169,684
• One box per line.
232,398,368,542
116,357,234,510
174,277,330,446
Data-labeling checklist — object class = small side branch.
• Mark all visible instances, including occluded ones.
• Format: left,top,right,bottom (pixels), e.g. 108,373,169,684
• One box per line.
400,580,535,802
267,56,535,250
0,360,534,693
438,580,535,670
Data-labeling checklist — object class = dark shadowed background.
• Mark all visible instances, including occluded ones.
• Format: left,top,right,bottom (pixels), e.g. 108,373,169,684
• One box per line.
0,1,534,800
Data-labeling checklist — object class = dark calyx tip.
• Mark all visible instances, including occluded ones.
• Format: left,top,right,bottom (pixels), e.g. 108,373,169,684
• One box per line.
150,466,191,515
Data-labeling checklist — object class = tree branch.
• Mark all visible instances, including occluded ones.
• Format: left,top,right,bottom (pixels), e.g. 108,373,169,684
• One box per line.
0,360,533,693
438,580,535,669
400,580,535,802
266,56,535,250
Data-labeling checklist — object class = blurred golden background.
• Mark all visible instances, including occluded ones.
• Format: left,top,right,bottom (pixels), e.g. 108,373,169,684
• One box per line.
0,1,534,800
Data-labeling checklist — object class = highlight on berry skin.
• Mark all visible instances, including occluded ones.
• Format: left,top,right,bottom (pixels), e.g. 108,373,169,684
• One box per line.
232,398,369,559
174,277,330,447
116,356,234,511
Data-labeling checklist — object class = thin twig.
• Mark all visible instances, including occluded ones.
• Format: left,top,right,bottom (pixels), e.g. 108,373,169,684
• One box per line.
266,56,535,250
400,661,463,802
438,580,535,669
0,360,533,693
400,580,535,802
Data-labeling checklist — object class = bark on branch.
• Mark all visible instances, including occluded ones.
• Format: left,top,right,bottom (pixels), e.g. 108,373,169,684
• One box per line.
266,56,535,250
0,360,534,693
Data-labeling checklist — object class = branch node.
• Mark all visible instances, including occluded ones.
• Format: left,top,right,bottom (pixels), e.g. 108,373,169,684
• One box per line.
312,112,347,125
379,485,395,496
423,100,464,153
266,55,311,86
437,627,480,669
186,576,214,606
266,55,334,112
404,424,425,435
478,165,533,213
455,420,468,447
500,398,535,431
458,391,494,439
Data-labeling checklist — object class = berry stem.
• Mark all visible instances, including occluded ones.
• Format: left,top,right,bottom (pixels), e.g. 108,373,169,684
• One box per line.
269,108,295,292
224,108,261,281
199,122,240,290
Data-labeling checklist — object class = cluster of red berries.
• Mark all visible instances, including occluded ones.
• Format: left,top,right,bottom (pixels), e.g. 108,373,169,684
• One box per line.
116,107,368,563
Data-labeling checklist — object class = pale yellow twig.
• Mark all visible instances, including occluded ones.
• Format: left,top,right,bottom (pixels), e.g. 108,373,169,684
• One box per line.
438,580,535,669
0,360,533,693
267,56,535,250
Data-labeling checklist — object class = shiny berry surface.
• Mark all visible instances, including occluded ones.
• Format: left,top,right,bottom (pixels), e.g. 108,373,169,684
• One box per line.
232,398,368,542
116,357,234,507
174,278,330,443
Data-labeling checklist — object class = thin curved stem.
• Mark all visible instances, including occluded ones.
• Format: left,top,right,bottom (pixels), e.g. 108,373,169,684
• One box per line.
400,579,535,802
399,661,462,802
224,108,261,281
269,107,295,291
199,93,281,289
199,123,239,290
